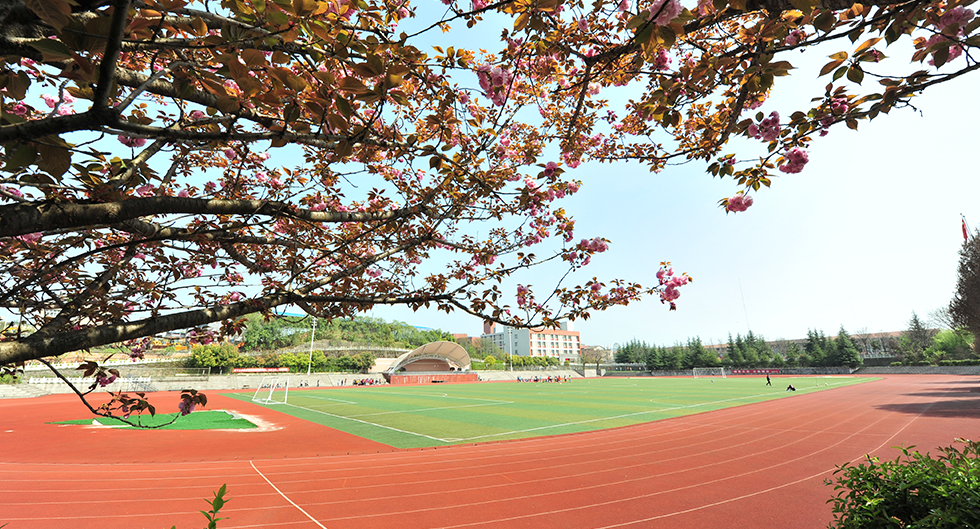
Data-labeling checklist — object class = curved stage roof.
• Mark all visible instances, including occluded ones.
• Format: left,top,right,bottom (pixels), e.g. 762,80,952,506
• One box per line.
384,341,471,373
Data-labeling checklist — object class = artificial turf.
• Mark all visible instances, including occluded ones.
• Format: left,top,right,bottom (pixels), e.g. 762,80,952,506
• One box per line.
224,375,875,448
50,409,257,430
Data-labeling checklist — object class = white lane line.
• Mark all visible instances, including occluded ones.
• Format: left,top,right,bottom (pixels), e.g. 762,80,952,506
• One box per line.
452,381,853,443
250,460,327,529
284,403,449,442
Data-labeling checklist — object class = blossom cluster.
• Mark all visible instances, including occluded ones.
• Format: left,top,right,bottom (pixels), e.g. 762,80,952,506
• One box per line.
118,135,147,148
747,112,780,142
785,30,805,46
516,284,530,307
477,64,514,107
648,0,681,25
653,48,671,71
95,372,118,387
778,147,809,174
656,265,690,310
41,92,75,115
925,6,975,66
725,193,753,213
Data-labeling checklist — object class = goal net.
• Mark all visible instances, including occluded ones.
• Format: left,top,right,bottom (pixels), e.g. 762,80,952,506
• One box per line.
692,367,725,378
252,376,289,404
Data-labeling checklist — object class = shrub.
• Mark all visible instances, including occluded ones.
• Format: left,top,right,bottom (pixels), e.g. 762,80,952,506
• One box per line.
827,439,980,528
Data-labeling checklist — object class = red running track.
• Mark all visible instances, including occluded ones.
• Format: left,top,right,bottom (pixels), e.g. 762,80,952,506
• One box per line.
1,375,978,529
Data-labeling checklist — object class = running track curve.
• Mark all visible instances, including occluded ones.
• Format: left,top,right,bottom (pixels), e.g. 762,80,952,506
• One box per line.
1,375,977,529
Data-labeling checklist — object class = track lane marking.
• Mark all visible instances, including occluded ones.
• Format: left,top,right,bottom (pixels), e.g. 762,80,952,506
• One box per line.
250,460,327,529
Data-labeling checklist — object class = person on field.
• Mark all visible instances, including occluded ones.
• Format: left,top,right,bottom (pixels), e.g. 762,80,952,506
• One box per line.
766,374,771,386
786,384,796,392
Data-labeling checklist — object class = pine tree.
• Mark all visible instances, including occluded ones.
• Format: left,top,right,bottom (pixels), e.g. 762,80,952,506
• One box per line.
899,312,936,363
832,327,862,368
725,333,745,367
804,329,826,366
950,230,980,353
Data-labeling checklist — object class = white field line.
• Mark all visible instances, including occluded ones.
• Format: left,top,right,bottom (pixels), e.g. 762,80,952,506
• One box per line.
348,401,513,419
284,391,514,442
250,461,327,529
295,394,359,405
371,390,511,403
283,380,853,444
283,402,449,442
449,380,854,443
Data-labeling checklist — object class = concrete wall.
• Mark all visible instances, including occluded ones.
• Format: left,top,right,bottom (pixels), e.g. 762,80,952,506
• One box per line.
852,365,980,375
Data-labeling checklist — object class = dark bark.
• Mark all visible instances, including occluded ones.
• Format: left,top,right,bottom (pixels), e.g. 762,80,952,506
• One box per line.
0,198,422,238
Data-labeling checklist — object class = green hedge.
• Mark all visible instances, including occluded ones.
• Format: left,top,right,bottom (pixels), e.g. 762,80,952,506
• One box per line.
828,439,980,528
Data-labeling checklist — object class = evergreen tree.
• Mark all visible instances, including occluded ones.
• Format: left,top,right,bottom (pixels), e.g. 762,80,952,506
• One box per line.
832,327,862,368
950,230,980,352
741,331,761,367
688,337,720,367
645,347,665,371
785,342,805,367
725,333,745,367
804,329,826,367
898,312,936,363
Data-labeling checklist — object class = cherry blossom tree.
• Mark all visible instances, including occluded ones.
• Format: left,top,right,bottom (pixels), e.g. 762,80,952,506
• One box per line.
1,0,976,415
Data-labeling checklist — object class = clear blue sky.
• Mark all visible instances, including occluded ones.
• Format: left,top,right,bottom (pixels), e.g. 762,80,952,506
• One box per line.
369,56,979,348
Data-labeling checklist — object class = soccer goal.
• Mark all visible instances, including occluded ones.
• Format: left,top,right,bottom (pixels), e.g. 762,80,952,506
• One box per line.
252,376,289,404
692,367,726,378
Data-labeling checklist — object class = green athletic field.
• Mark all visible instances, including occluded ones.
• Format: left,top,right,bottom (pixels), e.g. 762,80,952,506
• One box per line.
50,410,257,430
224,376,875,448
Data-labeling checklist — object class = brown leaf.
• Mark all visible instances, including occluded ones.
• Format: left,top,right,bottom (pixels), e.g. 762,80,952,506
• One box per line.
24,0,73,31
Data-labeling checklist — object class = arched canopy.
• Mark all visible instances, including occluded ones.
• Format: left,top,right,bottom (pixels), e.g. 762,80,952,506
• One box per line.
384,341,471,373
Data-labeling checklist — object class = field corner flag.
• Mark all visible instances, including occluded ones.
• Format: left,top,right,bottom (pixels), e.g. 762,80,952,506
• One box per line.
962,215,971,243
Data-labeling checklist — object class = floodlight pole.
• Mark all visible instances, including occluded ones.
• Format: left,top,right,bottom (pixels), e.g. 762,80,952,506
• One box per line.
307,317,317,375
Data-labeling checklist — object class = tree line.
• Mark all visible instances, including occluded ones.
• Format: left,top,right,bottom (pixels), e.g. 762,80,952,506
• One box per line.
185,342,376,374
240,315,455,353
615,316,977,370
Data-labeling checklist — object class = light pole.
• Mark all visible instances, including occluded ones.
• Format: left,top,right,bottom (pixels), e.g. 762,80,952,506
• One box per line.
307,317,317,375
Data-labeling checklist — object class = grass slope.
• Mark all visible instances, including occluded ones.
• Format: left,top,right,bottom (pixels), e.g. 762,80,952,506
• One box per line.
51,410,257,430
225,376,874,448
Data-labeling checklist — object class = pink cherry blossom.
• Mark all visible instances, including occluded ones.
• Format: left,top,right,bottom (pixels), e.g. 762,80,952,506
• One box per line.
648,0,681,25
747,112,780,142
778,147,809,174
725,193,754,213
118,135,147,148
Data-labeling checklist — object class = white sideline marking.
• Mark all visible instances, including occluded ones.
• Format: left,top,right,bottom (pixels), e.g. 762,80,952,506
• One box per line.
250,461,327,529
285,392,512,442
284,403,449,442
450,381,853,443
284,380,852,444
298,394,359,405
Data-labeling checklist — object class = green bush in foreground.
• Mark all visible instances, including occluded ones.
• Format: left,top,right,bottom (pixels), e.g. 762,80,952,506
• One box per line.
827,439,980,528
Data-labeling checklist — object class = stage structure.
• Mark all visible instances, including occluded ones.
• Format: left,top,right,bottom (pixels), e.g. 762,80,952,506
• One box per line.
382,341,477,385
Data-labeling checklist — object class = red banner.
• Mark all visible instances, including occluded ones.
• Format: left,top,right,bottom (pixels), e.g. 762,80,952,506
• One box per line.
732,369,781,374
232,367,290,373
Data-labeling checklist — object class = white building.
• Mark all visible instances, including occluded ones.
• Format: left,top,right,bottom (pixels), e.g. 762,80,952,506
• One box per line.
480,321,581,362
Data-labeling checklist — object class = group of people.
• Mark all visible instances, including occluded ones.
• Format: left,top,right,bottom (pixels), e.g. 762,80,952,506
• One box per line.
342,378,384,386
516,375,570,383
